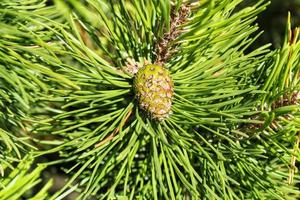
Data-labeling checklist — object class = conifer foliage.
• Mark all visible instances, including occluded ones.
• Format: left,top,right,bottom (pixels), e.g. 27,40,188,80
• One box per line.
0,0,300,199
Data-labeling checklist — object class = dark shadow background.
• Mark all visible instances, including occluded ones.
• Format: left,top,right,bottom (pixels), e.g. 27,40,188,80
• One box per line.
253,0,300,49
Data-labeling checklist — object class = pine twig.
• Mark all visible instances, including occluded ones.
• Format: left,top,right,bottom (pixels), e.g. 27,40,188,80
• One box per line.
155,4,191,65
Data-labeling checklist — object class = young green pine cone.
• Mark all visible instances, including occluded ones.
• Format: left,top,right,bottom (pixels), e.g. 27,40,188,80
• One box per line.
134,64,174,121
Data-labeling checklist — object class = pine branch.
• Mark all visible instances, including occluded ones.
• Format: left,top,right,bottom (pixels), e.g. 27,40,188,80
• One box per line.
0,0,300,199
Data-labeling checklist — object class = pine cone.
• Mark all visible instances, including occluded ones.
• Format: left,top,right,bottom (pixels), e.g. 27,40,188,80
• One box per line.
134,64,174,121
